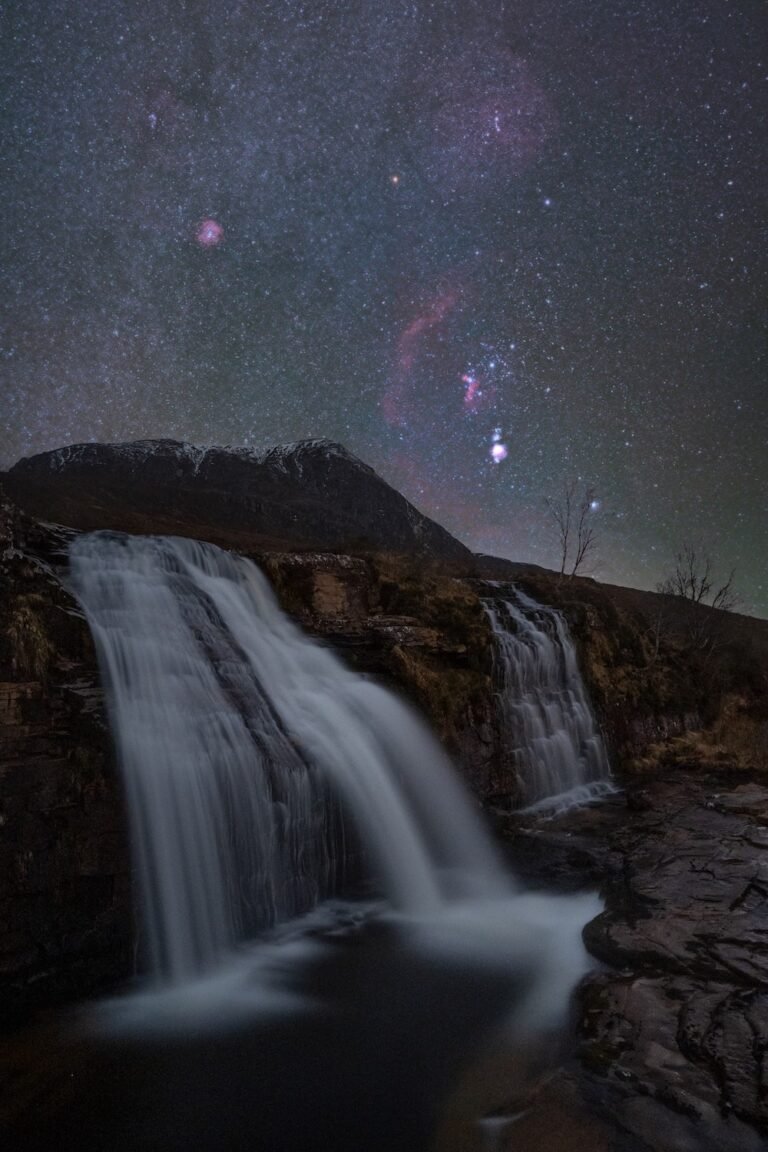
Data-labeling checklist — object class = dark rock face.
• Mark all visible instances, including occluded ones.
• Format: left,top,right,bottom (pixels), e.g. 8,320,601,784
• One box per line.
585,780,768,987
3,438,474,567
0,498,133,1025
262,552,502,799
503,775,768,1150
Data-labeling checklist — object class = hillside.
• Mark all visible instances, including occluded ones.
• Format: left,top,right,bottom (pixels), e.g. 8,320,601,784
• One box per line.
3,438,473,568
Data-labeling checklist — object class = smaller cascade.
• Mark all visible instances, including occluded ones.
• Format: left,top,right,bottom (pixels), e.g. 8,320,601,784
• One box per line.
483,584,614,812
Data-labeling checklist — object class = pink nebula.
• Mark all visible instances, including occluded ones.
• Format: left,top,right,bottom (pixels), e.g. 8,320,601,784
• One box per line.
462,373,481,407
196,218,224,248
462,370,498,414
382,290,458,426
490,442,508,464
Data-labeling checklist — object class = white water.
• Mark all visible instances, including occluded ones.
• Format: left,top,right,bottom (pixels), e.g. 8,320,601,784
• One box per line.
70,533,509,982
483,584,614,813
68,531,604,1076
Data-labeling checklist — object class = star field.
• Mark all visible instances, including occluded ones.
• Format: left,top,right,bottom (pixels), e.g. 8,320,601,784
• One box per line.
2,1,766,611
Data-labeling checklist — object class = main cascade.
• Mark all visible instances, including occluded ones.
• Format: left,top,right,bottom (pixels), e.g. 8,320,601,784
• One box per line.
483,584,613,812
70,533,507,983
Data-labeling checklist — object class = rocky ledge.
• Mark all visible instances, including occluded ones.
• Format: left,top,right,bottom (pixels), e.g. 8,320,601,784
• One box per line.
501,773,768,1151
0,498,133,1025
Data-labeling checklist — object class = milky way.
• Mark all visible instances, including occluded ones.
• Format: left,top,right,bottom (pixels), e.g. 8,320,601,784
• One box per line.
2,1,766,611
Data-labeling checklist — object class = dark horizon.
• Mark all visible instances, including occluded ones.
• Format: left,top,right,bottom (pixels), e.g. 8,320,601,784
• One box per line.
5,430,766,621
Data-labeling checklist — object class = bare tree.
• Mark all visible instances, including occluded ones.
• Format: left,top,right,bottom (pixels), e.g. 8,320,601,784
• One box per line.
657,543,738,611
657,542,738,654
545,481,598,578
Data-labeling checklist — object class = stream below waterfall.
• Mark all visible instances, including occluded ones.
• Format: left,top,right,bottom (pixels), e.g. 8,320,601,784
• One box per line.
2,889,602,1152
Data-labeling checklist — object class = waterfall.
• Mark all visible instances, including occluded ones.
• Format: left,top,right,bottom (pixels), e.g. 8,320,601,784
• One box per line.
69,532,507,983
482,584,613,813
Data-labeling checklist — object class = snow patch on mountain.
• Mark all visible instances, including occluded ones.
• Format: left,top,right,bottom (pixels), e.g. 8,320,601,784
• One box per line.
32,437,373,478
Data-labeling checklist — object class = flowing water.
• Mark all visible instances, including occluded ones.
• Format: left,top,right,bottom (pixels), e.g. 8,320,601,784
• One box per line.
68,533,509,982
483,584,614,813
2,535,606,1151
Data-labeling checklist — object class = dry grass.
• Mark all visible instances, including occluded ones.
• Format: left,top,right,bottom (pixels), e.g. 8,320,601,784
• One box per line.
7,594,55,681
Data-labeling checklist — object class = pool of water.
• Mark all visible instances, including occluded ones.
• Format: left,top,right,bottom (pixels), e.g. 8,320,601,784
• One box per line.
2,893,600,1152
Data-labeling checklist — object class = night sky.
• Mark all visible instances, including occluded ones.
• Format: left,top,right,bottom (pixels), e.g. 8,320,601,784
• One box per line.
3,1,766,612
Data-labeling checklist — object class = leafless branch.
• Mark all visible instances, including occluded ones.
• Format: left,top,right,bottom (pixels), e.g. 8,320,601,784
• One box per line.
657,543,739,654
545,481,599,578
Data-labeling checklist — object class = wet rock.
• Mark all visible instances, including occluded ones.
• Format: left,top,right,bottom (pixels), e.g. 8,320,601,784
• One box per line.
584,778,768,989
0,498,134,1024
262,549,502,801
508,773,768,1147
575,974,767,1150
